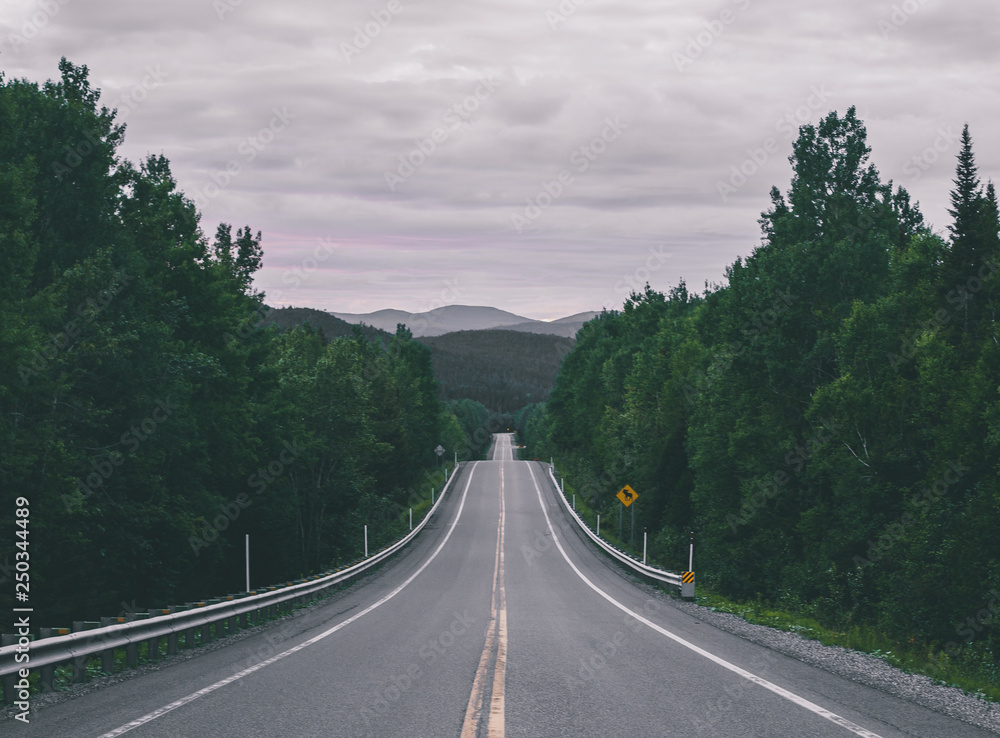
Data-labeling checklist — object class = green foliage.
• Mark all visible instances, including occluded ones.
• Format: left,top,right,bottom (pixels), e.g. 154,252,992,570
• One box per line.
540,108,1000,685
417,329,574,413
0,60,459,623
262,305,389,343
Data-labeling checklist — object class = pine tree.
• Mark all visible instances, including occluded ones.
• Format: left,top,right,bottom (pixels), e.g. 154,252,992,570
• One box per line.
946,124,983,283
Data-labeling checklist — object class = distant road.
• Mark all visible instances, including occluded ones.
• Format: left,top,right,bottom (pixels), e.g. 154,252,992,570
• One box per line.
13,435,991,737
489,432,515,461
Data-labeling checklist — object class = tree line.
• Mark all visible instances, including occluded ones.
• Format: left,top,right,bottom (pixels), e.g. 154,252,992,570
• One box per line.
0,60,485,625
417,329,574,413
523,108,1000,674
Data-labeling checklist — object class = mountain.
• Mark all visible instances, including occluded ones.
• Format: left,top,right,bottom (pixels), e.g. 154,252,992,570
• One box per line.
331,305,531,337
417,330,574,413
332,305,597,338
261,306,390,342
260,306,578,412
500,311,600,338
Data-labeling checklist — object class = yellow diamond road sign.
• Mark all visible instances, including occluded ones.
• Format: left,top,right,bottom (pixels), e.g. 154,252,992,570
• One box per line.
616,485,638,507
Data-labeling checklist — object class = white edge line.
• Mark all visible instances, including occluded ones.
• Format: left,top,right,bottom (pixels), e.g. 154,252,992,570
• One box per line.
525,463,884,738
98,462,481,738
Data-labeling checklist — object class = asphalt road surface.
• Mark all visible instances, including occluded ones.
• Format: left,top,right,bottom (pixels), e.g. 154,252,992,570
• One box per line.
11,434,992,737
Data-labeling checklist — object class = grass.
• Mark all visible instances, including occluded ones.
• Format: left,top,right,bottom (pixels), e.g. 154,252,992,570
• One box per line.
16,469,465,700
546,461,649,559
695,589,1000,705
397,461,454,530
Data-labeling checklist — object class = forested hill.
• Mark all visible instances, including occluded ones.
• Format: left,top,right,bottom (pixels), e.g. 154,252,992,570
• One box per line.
418,330,575,413
263,305,390,343
522,108,1000,691
0,60,471,624
264,307,576,414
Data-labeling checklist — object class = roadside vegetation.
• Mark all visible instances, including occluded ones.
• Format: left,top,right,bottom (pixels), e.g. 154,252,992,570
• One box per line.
522,108,1000,701
0,60,474,624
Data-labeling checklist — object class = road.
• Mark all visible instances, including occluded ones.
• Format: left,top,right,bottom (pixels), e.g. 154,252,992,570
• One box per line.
11,434,992,737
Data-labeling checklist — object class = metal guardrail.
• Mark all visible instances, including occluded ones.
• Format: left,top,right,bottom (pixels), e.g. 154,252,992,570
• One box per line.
546,465,693,596
0,463,461,704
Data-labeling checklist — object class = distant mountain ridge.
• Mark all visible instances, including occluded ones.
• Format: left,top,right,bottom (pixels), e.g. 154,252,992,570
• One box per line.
260,306,576,412
332,305,598,338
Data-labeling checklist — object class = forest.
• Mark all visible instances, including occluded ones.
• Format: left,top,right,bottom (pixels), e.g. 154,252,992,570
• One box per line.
264,309,570,415
522,107,1000,680
0,61,495,624
417,329,574,413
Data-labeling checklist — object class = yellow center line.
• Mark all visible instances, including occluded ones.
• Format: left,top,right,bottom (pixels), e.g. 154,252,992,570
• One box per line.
488,464,507,737
461,460,508,738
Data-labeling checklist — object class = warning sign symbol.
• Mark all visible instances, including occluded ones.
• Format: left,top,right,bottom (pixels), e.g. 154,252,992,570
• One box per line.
616,485,638,507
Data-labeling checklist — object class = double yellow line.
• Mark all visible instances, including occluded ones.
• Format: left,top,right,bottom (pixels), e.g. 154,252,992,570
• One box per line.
461,463,507,737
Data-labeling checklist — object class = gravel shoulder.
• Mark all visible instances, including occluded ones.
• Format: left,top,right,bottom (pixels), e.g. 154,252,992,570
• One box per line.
663,590,1000,735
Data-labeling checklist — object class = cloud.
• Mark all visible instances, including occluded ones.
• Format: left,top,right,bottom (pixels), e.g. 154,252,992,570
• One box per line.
2,0,998,319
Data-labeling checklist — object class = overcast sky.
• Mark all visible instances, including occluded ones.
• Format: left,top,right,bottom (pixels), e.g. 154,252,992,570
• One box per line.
2,0,998,320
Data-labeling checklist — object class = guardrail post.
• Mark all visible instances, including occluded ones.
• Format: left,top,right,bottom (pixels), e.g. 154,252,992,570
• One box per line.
37,627,67,691
125,612,143,667
164,607,180,657
176,605,196,648
198,602,213,644
99,617,123,674
147,609,165,661
0,471,463,695
1,635,16,705
72,621,100,683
